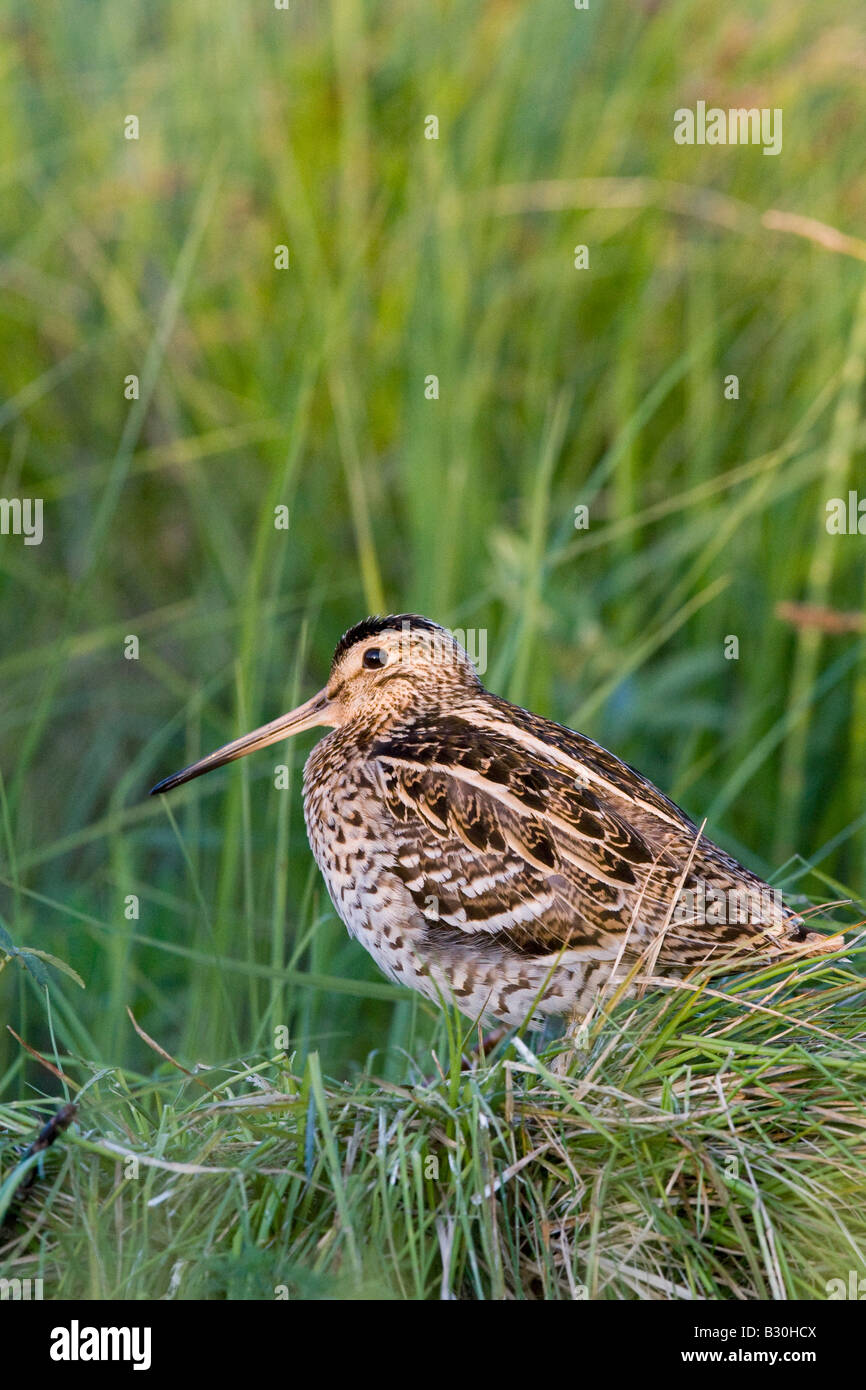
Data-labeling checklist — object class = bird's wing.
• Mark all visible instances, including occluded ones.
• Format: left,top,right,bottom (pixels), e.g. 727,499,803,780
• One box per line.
369,714,696,958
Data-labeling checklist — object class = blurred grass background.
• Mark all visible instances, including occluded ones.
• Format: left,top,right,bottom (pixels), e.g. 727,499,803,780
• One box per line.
1,0,865,1095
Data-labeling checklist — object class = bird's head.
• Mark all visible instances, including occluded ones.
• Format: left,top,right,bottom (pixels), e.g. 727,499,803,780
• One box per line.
326,614,481,718
150,614,480,795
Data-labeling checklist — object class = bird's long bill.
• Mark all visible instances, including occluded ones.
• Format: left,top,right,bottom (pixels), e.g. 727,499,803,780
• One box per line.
150,688,334,796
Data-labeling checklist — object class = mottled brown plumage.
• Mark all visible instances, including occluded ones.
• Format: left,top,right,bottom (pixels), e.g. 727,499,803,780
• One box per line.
152,615,840,1026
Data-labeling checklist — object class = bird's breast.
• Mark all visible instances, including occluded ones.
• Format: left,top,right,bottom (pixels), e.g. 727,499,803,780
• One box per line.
302,738,405,920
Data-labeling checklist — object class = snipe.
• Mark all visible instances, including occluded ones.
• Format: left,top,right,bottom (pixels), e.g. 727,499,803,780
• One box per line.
152,615,840,1027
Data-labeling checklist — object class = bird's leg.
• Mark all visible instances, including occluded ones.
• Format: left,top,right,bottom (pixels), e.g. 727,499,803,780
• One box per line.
461,1024,509,1069
551,1007,593,1076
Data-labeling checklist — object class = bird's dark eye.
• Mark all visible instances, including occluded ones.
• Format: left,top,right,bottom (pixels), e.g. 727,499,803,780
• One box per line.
363,647,388,670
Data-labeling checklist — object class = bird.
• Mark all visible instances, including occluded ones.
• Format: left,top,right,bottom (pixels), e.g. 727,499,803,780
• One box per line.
151,614,841,1028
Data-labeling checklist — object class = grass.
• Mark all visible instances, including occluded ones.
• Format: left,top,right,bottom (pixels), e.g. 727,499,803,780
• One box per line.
1,0,866,1298
2,939,865,1299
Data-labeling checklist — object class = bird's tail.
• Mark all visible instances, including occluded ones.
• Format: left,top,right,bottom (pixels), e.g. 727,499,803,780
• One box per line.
772,918,846,957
